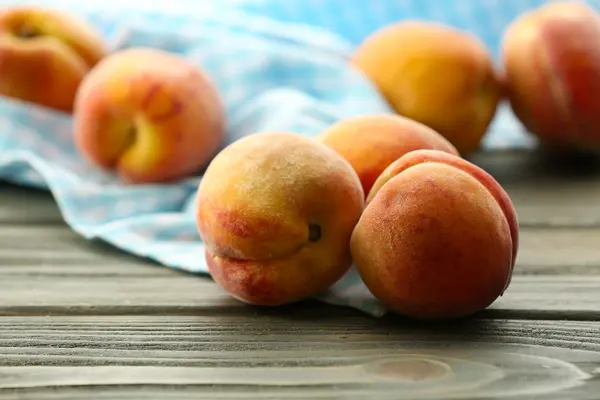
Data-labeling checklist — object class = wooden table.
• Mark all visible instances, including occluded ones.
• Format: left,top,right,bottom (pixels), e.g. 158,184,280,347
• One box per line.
1,149,600,399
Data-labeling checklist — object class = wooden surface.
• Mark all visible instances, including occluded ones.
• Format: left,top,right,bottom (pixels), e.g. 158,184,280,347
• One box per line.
2,149,600,399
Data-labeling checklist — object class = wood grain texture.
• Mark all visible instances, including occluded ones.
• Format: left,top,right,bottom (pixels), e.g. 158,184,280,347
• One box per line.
469,149,600,227
2,224,600,275
0,316,598,399
0,183,62,224
3,148,600,399
0,225,598,319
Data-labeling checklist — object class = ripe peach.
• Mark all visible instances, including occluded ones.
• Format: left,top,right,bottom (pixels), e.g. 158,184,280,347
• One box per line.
195,131,364,306
502,1,600,149
74,47,225,184
317,114,459,196
352,21,503,155
0,6,108,112
352,150,518,320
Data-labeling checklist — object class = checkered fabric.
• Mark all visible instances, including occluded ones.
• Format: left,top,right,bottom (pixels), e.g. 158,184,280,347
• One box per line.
0,0,587,316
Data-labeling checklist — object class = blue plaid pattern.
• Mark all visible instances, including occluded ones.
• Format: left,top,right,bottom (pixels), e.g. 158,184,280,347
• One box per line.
0,0,588,316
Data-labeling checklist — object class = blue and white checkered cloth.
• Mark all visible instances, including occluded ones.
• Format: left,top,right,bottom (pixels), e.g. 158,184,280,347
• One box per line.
0,0,590,316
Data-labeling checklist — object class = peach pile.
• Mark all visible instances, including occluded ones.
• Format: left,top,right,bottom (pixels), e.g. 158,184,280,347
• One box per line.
195,132,364,306
194,112,519,319
0,5,226,184
351,150,518,320
73,47,225,184
502,1,600,150
318,114,459,196
352,21,504,155
0,6,108,112
349,2,600,154
1,5,533,319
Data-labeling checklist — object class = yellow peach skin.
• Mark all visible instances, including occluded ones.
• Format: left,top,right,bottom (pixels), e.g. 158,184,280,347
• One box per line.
0,6,108,112
352,150,518,320
317,114,459,196
74,47,226,184
352,21,503,155
195,131,364,306
502,1,600,149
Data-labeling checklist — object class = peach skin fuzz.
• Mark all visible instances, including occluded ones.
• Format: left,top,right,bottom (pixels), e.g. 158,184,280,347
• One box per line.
74,47,225,184
352,21,503,155
318,113,459,197
351,149,518,320
195,131,365,306
502,1,600,150
0,6,108,112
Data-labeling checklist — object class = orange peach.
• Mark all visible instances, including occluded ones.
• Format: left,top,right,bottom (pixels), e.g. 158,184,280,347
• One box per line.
195,131,364,306
317,114,459,196
0,6,108,112
502,1,600,149
351,150,518,320
74,47,225,184
352,21,503,155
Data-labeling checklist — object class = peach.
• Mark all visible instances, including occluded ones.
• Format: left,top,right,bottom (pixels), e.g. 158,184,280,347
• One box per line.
351,150,518,320
195,131,364,306
317,114,459,196
501,1,600,150
352,21,503,155
74,47,225,184
0,6,108,112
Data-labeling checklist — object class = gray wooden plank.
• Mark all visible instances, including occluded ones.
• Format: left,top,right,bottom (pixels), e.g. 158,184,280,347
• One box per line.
517,228,600,274
2,225,600,276
487,276,600,320
0,271,597,319
503,181,600,228
0,225,170,275
0,316,599,359
0,224,598,319
0,316,598,399
0,183,62,224
469,148,600,184
470,149,600,228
